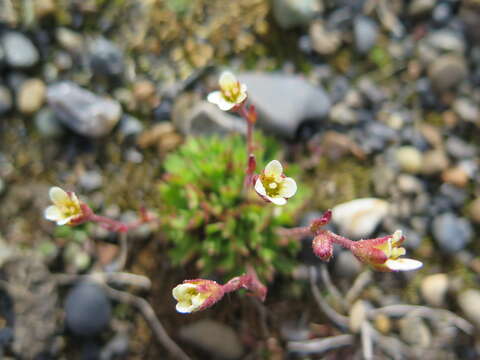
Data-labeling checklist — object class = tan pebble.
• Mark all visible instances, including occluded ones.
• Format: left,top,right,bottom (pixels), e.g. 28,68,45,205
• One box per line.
442,166,469,187
18,78,46,115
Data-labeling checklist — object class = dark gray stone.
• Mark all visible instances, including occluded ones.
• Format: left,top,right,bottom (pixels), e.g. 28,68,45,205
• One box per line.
65,282,111,337
47,82,122,138
89,37,124,78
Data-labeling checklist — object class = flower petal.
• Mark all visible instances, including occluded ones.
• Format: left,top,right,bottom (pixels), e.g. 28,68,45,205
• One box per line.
279,177,297,198
385,258,423,271
44,205,62,221
269,196,287,206
217,99,236,111
57,216,75,226
265,160,283,177
172,283,196,301
49,186,69,205
176,302,193,314
219,71,237,89
254,178,267,197
207,91,223,105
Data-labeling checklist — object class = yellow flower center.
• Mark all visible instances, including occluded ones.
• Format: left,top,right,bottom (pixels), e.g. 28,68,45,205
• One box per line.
60,200,81,218
221,82,241,102
261,175,282,198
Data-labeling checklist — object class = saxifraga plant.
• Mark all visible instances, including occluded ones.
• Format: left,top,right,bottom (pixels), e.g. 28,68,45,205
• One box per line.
158,133,308,280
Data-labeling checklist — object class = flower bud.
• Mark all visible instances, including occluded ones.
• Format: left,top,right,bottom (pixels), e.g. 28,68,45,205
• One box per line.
309,210,332,234
312,232,333,261
172,279,224,313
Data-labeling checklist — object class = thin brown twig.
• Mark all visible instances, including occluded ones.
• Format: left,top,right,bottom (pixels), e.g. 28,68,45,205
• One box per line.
309,266,349,330
53,272,152,290
104,285,191,360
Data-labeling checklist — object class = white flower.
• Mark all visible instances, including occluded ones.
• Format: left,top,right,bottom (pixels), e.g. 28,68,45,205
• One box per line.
44,187,83,226
207,71,247,111
255,160,297,206
384,258,423,271
383,230,422,271
172,283,210,313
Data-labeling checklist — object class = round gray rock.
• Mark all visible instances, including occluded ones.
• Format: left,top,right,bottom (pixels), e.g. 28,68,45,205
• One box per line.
432,213,472,253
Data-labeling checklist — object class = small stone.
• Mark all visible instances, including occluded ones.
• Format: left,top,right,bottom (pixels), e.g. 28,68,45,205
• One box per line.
1,32,39,68
468,198,480,224
458,289,480,328
426,30,466,54
420,273,449,307
409,0,436,15
432,213,472,253
419,124,442,147
118,115,143,137
442,166,469,187
453,98,479,123
309,20,341,56
421,150,449,175
334,250,362,278
446,137,476,159
238,73,330,139
17,78,46,115
353,16,378,54
272,0,322,29
399,317,431,347
395,146,423,174
329,103,357,125
65,282,111,337
0,86,12,115
34,0,55,18
56,28,84,53
332,198,389,239
349,300,369,333
397,174,424,194
47,82,122,138
0,0,17,26
173,97,246,137
79,171,103,192
34,108,64,137
428,55,467,92
373,313,391,334
89,37,124,78
132,80,156,102
180,320,243,360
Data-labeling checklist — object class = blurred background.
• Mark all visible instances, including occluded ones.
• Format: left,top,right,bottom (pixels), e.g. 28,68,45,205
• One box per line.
1,0,480,359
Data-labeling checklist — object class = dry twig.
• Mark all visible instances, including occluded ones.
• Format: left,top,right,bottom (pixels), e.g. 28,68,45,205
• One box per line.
287,334,354,355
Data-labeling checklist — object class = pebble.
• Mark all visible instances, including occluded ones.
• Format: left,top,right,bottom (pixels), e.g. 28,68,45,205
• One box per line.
420,273,449,307
428,55,467,91
468,198,480,224
353,16,378,54
408,0,436,16
399,316,431,347
309,20,341,56
47,82,122,138
457,289,480,328
118,115,144,137
395,146,423,174
173,98,246,136
334,250,362,278
79,171,103,192
34,108,64,137
56,28,84,53
179,320,243,360
421,150,449,175
441,166,469,187
453,98,479,123
0,86,12,115
1,32,39,68
432,213,472,253
89,37,124,78
65,282,112,337
425,30,466,54
17,78,46,115
329,102,357,125
397,174,424,194
272,0,322,29
238,73,330,139
331,198,390,239
349,300,369,333
446,136,476,159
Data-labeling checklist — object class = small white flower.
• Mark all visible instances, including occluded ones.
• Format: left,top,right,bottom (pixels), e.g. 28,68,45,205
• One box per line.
255,160,297,206
207,71,247,111
44,186,83,226
172,283,209,314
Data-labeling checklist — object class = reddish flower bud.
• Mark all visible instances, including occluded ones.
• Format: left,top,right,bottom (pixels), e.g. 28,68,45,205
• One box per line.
309,210,332,234
312,232,333,261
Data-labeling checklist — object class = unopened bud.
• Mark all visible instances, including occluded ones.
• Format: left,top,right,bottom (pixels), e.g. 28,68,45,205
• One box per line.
312,232,333,261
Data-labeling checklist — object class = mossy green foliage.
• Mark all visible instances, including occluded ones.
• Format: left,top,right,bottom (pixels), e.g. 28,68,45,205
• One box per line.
158,133,307,279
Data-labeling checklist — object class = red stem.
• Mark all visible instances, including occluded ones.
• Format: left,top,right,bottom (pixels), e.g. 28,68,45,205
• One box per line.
323,230,354,250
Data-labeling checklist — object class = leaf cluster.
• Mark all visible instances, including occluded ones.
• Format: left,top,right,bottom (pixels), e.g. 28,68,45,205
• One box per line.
158,133,307,279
